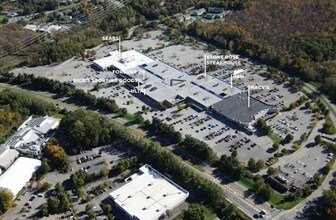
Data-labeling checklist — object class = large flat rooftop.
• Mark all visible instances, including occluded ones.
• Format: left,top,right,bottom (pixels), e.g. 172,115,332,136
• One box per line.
99,50,244,108
134,60,228,107
93,50,154,71
109,164,188,220
0,157,41,196
212,92,272,125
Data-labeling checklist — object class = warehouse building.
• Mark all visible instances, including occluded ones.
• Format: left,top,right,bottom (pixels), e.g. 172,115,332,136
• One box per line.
0,157,41,197
93,50,153,71
212,92,276,133
5,115,60,155
94,50,255,111
0,148,19,170
109,165,189,220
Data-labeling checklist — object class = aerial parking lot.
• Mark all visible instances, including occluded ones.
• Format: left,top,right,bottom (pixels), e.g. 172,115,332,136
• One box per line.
92,85,151,115
275,143,334,188
268,107,315,142
3,143,134,220
147,44,205,72
1,1,334,220
10,29,317,166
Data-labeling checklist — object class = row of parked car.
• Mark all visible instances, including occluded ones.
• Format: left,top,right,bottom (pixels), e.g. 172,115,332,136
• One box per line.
77,154,102,164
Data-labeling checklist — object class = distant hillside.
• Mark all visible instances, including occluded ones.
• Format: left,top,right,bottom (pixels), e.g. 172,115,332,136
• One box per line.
230,0,335,50
187,0,336,101
229,0,336,99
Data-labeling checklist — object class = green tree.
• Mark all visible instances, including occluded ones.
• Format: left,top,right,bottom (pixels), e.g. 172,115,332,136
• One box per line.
267,167,276,175
38,158,52,175
315,135,322,144
305,101,311,109
231,150,238,158
134,112,144,124
120,108,128,116
283,134,294,144
41,182,52,192
101,203,113,216
220,203,237,219
272,142,280,150
39,203,49,216
300,133,308,142
259,185,272,201
256,119,272,135
47,196,60,214
183,204,206,220
0,188,13,215
322,120,335,135
100,20,108,31
180,135,216,164
248,158,256,171
86,204,96,219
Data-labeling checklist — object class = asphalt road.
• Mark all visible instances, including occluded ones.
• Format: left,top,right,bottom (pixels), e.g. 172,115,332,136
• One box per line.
272,83,336,220
0,83,272,218
2,82,334,219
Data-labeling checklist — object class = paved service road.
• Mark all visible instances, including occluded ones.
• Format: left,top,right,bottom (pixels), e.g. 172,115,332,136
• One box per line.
0,83,292,219
272,83,336,220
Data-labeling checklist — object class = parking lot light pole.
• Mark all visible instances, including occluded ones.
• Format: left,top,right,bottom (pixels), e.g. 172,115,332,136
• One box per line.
118,36,121,60
204,55,207,78
248,86,251,108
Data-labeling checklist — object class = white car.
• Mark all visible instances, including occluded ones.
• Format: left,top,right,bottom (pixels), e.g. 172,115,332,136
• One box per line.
259,210,267,217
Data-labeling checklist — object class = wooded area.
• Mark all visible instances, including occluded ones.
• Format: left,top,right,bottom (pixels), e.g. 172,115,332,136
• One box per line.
59,109,247,219
0,89,56,143
185,0,336,101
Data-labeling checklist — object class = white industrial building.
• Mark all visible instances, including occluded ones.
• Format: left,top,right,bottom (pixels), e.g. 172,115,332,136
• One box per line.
4,115,60,155
0,157,41,197
109,165,189,220
93,50,153,71
96,50,244,110
24,24,69,33
0,148,19,170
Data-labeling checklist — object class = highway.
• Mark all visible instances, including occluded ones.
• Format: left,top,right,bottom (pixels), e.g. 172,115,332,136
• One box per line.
2,82,335,219
272,83,336,220
0,83,277,219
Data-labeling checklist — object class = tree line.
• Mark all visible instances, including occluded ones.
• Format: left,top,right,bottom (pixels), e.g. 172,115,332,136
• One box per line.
146,117,182,144
25,5,142,66
0,88,57,143
183,1,336,102
130,0,254,20
0,72,120,114
0,72,219,164
59,109,248,219
38,138,69,175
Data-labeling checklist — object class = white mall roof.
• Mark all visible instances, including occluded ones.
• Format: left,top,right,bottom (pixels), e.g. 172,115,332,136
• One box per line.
93,50,154,71
109,165,189,220
104,50,245,108
0,157,41,196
